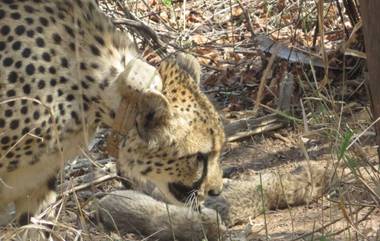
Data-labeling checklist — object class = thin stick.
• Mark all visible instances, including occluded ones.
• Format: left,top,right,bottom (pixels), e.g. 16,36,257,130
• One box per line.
253,49,278,114
259,173,269,240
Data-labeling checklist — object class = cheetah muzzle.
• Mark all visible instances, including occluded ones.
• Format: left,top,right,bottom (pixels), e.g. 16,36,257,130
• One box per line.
0,0,225,225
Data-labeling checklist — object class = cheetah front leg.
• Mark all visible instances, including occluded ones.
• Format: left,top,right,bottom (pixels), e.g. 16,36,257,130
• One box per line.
14,176,57,226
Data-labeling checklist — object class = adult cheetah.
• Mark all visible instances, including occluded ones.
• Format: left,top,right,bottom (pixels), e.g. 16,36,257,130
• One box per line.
0,0,225,225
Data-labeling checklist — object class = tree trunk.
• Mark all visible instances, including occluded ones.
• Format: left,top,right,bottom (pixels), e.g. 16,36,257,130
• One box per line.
359,0,380,158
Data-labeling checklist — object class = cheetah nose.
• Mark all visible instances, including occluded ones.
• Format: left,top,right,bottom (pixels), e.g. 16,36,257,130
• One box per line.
208,188,222,197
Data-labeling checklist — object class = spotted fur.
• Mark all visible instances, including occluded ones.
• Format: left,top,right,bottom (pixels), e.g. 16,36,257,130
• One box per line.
0,0,224,225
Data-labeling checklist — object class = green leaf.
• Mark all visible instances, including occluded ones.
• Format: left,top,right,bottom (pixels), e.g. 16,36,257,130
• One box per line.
319,235,332,241
162,0,172,7
346,157,358,173
337,130,353,161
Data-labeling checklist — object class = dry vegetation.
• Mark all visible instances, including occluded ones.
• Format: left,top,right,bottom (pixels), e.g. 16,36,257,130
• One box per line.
1,0,379,240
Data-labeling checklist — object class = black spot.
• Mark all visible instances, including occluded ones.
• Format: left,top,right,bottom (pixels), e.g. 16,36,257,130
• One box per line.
57,12,65,20
81,81,89,89
0,25,10,36
9,4,17,9
21,127,30,135
6,89,15,97
18,213,29,226
0,119,5,128
7,101,15,107
9,119,19,130
20,105,28,114
25,139,33,145
3,0,14,5
26,30,34,38
24,17,34,25
7,159,19,171
34,128,41,135
21,48,31,58
25,63,35,75
1,136,10,144
80,62,86,70
69,42,75,51
83,102,89,111
59,76,68,84
50,78,57,86
39,17,49,26
94,35,105,46
141,167,153,175
48,66,56,74
66,94,74,101
42,52,51,62
0,9,5,20
11,41,21,50
71,111,80,124
24,5,34,13
60,58,69,68
10,12,20,20
35,37,45,47
0,41,6,51
109,110,115,119
85,75,95,82
15,61,22,69
36,26,43,33
4,109,12,117
37,80,45,89
89,45,100,56
167,159,176,164
38,66,45,73
46,95,53,103
47,176,57,190
58,103,64,112
33,111,40,120
44,6,54,14
64,25,75,38
52,33,62,44
3,57,13,67
14,25,25,35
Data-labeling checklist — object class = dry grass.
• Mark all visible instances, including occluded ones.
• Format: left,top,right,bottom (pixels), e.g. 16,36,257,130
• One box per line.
1,0,379,240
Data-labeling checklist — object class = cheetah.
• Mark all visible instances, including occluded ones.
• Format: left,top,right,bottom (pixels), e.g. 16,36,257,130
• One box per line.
0,0,225,225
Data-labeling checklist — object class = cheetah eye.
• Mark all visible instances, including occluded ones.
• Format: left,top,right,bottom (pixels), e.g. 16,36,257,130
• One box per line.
196,152,208,162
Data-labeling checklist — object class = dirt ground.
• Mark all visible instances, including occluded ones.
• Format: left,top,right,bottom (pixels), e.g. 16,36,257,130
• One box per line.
219,129,380,241
1,0,379,240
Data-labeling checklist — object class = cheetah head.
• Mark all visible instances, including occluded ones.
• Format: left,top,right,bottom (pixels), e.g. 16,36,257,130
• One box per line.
116,54,225,205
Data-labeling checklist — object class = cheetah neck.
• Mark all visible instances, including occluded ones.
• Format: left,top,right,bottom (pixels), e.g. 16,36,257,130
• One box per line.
79,42,163,133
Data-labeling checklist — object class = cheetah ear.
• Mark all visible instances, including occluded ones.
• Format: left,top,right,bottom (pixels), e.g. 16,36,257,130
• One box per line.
136,90,172,143
175,53,201,84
